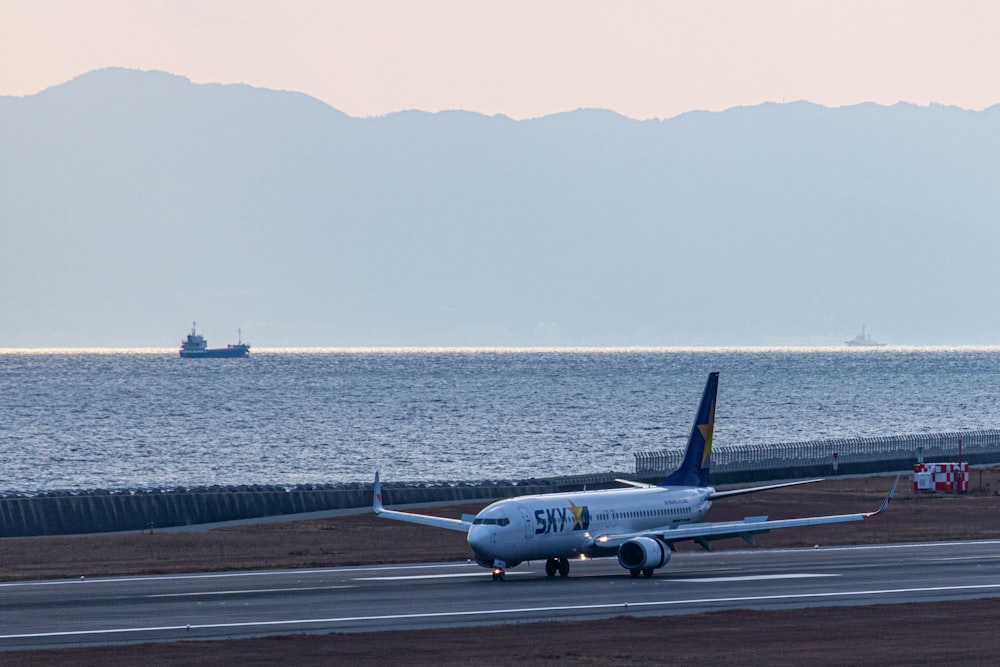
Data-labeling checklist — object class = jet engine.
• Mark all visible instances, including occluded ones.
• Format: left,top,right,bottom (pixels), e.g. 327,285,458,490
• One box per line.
617,537,670,571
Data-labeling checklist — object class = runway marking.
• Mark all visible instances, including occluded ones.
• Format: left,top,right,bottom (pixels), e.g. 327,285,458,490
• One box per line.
5,582,1000,641
0,562,476,588
4,540,1000,590
148,585,354,598
741,539,1000,555
354,573,529,581
925,555,1000,563
672,573,838,583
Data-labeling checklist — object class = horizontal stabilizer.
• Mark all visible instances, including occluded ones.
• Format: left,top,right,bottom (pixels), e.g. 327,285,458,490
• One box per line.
708,478,824,500
615,478,653,489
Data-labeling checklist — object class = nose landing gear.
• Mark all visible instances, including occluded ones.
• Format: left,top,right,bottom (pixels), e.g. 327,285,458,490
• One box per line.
492,567,506,581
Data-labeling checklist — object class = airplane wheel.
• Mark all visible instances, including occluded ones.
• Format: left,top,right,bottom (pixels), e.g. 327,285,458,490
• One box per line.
642,568,654,578
557,558,570,578
629,569,641,578
492,570,506,581
545,558,558,577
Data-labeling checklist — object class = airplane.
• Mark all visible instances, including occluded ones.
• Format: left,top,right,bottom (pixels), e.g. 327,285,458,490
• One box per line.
373,371,898,580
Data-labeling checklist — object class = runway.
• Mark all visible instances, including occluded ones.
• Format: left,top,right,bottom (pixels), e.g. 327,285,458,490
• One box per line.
4,539,1000,650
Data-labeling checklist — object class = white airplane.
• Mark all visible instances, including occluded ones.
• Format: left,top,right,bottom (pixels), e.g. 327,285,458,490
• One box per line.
374,371,898,580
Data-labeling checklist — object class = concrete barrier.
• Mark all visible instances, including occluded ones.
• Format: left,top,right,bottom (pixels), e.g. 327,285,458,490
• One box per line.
6,430,999,537
0,477,627,538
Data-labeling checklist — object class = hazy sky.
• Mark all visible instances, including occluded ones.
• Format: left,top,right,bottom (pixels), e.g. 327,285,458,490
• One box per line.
3,0,1000,120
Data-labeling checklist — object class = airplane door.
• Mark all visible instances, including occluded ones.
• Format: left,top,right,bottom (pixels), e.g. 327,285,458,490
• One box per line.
518,507,534,539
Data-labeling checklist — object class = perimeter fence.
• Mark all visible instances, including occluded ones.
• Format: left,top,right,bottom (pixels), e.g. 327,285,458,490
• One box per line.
634,429,1000,484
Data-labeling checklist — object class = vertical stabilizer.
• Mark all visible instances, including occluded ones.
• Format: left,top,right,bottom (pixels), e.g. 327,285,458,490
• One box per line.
659,372,718,487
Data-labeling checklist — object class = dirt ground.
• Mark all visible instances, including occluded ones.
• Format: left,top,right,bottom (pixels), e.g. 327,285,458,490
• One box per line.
4,472,1000,665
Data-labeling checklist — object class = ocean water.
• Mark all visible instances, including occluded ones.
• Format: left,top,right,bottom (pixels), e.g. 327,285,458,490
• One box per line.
1,348,999,494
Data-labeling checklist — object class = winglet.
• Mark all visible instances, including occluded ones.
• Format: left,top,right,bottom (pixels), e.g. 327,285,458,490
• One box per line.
865,474,900,518
370,471,472,533
373,471,384,514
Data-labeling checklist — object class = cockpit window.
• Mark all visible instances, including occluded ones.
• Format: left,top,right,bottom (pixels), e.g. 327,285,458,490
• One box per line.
472,516,511,526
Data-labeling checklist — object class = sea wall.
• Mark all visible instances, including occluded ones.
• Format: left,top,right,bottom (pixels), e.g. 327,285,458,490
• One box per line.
3,441,998,538
0,475,622,538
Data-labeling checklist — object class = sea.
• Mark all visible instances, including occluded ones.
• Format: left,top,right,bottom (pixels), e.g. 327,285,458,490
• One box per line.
2,347,999,495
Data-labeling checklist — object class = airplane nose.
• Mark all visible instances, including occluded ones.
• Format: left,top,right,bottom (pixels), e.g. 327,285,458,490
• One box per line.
467,525,491,557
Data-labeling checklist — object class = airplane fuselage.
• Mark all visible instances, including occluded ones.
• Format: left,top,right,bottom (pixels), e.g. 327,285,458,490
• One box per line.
467,486,712,568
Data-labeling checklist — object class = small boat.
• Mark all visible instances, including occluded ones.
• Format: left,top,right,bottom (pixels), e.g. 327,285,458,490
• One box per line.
845,325,885,347
179,323,250,358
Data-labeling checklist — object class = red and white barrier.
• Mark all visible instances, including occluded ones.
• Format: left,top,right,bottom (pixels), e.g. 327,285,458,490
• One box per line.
913,462,969,493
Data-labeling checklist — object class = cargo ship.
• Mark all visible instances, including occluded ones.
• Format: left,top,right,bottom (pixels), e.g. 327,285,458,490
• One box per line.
179,323,250,358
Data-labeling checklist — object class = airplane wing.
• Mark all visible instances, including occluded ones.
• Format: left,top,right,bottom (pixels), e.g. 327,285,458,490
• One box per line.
373,472,473,533
595,475,899,550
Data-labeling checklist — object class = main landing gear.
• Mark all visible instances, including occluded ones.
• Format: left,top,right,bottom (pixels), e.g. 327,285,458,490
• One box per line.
545,557,571,578
629,568,655,578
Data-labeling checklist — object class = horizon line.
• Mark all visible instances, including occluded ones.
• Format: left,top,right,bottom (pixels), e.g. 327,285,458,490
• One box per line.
2,345,999,355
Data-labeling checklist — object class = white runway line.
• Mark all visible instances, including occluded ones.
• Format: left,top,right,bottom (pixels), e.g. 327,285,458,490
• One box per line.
354,572,529,581
148,585,355,598
672,573,839,583
0,562,477,588
5,582,1000,641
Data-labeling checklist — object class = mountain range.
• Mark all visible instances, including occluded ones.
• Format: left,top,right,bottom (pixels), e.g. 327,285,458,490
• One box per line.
3,68,1000,347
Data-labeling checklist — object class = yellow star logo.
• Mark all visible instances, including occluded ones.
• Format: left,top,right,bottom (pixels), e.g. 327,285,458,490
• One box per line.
568,502,586,529
698,401,715,466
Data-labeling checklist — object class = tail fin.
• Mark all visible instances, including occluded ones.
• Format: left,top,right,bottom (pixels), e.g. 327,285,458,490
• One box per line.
659,372,718,488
